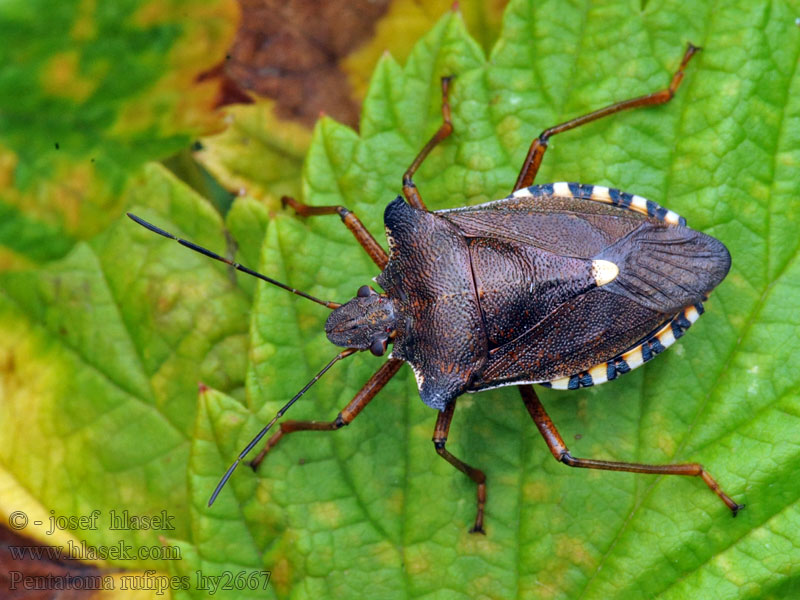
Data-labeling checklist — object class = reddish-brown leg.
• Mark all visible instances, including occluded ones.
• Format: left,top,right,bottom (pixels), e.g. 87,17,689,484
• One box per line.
513,43,701,191
282,196,388,269
433,400,488,534
519,385,743,515
250,358,403,469
403,76,454,211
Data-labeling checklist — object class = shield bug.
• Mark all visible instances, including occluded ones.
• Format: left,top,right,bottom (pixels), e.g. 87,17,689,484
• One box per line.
128,42,743,533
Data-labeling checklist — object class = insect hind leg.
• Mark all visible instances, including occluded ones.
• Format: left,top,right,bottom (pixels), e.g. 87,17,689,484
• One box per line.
519,385,743,516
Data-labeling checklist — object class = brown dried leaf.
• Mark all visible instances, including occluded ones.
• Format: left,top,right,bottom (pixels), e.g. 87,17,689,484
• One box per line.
224,0,392,127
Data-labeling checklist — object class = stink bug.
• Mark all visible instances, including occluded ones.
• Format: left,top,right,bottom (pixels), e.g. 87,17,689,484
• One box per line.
128,42,743,533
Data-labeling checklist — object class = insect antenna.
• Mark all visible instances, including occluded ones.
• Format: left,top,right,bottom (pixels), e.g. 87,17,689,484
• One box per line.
126,213,341,309
207,348,357,506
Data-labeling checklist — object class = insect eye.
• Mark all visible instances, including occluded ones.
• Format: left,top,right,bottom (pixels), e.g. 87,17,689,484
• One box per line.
369,337,388,356
357,285,373,298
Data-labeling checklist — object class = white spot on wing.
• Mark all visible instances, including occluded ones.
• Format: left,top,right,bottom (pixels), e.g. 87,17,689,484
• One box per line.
549,376,570,390
591,260,619,287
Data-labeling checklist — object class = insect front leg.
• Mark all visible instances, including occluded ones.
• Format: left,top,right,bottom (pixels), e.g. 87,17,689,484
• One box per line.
519,385,744,516
402,76,454,211
282,196,388,269
250,358,403,468
513,43,700,191
432,399,487,534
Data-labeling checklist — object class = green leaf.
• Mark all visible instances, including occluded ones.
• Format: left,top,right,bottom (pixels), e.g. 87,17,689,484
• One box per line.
185,3,800,599
0,165,252,579
0,0,237,263
3,1,800,599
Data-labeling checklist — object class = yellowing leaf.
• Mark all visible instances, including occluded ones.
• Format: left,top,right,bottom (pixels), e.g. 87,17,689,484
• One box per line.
0,0,238,263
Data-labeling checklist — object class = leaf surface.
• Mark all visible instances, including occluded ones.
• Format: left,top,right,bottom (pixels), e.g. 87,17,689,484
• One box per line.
0,0,237,264
185,2,800,598
2,2,799,599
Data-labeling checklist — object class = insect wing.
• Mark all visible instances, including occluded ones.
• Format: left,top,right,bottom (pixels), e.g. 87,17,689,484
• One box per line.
438,184,730,390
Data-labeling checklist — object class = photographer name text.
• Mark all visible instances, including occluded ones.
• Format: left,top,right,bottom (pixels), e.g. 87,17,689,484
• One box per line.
8,509,176,534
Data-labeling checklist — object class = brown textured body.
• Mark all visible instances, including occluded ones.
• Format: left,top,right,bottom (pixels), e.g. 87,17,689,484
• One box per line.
378,185,730,409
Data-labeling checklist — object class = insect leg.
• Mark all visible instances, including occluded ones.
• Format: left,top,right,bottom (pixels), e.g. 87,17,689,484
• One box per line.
403,76,454,211
282,196,388,269
519,385,744,516
249,358,403,469
432,399,487,534
513,43,700,191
